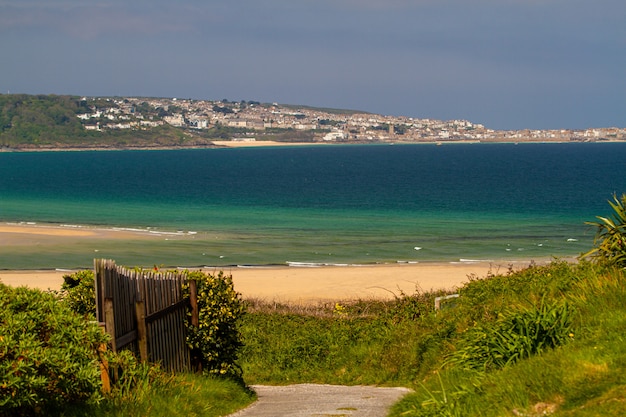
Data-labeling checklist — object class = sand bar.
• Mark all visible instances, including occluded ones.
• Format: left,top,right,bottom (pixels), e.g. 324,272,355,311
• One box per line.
0,224,98,237
212,140,330,148
0,262,526,304
0,223,187,247
0,222,536,303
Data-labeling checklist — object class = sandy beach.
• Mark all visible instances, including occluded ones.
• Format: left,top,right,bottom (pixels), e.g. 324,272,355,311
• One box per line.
0,222,535,303
0,262,521,304
212,140,330,148
214,262,510,303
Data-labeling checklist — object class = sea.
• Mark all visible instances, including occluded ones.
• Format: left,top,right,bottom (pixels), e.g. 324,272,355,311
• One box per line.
1,142,625,270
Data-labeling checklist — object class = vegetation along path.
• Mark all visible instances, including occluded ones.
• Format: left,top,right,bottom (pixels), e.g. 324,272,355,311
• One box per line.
227,384,412,417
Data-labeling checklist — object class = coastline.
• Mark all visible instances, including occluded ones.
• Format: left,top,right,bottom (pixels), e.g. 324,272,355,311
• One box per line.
0,261,523,304
0,223,567,304
2,140,624,153
0,141,332,152
0,218,572,304
0,223,530,304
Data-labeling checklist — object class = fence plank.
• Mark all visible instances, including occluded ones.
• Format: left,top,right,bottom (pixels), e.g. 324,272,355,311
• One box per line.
189,279,199,327
135,301,148,362
104,298,116,352
98,323,111,393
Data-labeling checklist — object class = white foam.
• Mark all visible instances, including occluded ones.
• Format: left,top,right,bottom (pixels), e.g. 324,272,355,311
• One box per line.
60,224,84,228
287,261,326,267
458,258,494,263
286,261,359,268
237,265,281,269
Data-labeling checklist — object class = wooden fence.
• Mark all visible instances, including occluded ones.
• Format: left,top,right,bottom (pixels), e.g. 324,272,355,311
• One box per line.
95,259,197,373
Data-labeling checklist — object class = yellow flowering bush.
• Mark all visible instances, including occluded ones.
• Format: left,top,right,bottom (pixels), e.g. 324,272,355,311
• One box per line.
184,271,246,380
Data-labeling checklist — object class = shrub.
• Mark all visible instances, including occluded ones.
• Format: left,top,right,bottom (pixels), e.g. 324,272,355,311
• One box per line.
446,298,573,372
585,193,626,268
184,271,246,380
0,283,108,416
456,260,579,325
60,269,96,318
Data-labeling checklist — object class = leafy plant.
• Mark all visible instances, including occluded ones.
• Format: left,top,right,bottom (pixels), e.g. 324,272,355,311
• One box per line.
413,372,469,417
0,283,108,416
584,193,626,267
103,350,164,405
183,271,246,380
446,298,573,372
60,269,96,318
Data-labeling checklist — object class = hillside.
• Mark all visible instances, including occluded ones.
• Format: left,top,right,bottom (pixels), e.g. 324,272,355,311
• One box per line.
1,94,623,150
0,95,212,150
0,94,352,149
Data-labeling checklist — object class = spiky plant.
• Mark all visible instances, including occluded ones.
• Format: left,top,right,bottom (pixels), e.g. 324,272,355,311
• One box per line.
584,193,626,267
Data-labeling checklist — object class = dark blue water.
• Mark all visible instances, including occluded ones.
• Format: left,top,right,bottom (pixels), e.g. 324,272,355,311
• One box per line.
1,143,624,269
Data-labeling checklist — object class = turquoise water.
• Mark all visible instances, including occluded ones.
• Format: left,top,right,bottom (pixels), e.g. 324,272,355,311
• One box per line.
1,143,625,269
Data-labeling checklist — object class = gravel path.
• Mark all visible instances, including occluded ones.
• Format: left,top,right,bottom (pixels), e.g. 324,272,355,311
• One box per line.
227,384,412,417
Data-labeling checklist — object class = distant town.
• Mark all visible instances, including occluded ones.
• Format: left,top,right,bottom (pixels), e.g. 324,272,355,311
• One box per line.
68,95,626,144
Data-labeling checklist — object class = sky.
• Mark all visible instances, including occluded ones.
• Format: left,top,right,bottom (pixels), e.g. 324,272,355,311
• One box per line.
0,1,624,130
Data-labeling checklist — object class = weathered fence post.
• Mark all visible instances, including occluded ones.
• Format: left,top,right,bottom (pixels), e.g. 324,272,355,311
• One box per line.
94,258,106,323
104,298,116,351
189,279,199,327
189,279,202,372
135,300,148,362
98,323,111,393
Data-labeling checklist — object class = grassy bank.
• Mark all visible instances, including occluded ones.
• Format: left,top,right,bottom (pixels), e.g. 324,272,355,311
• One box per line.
58,368,255,417
5,260,624,415
239,260,626,416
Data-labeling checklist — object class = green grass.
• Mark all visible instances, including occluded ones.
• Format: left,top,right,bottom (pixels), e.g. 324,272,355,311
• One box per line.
240,291,453,386
238,260,626,416
388,262,626,416
61,372,255,417
32,259,625,416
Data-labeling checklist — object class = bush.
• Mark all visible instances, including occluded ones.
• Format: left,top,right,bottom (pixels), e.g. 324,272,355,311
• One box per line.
456,260,579,325
585,193,626,268
60,270,96,318
184,271,246,380
446,298,573,372
0,283,108,416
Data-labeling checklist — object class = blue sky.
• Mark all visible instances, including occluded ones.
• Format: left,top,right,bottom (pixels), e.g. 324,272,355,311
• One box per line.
1,0,624,130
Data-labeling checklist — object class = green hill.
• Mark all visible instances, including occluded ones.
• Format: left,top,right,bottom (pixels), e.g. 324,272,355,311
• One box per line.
0,94,212,149
0,94,331,149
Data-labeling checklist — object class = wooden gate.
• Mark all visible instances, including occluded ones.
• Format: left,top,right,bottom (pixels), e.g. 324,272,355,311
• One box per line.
95,259,195,372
